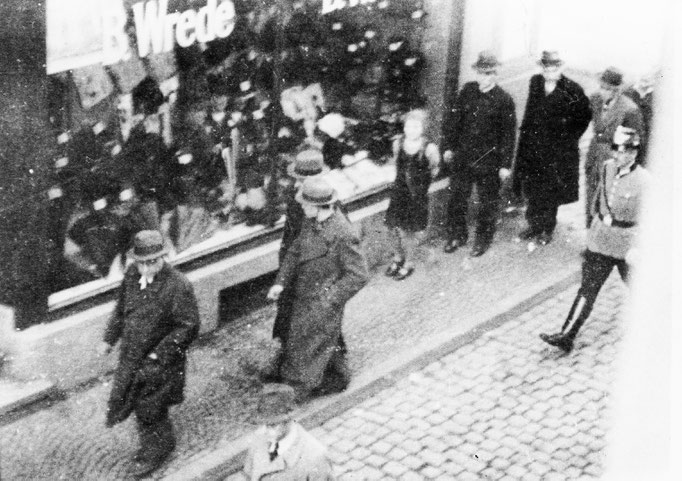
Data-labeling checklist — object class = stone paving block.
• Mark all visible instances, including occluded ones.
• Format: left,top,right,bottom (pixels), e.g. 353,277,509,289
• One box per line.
583,463,602,477
418,448,448,468
370,440,393,456
491,455,511,471
400,454,426,471
382,460,409,478
419,465,443,479
424,412,448,426
335,438,358,454
491,407,512,420
328,448,351,465
354,465,385,480
421,436,449,454
481,466,504,480
473,448,494,463
342,458,365,472
541,416,563,430
355,433,378,447
401,439,424,455
564,465,582,479
386,446,410,462
365,453,388,469
399,471,425,481
350,446,372,460
524,409,544,422
463,431,485,445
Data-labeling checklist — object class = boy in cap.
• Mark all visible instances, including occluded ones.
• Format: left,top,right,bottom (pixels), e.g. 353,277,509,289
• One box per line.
241,383,335,480
585,67,644,227
97,230,200,477
267,178,368,402
442,51,517,257
539,125,649,353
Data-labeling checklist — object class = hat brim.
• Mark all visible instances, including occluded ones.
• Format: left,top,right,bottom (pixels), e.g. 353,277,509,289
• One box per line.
249,411,293,426
538,59,564,67
295,188,338,206
472,63,498,72
132,246,169,262
287,162,330,180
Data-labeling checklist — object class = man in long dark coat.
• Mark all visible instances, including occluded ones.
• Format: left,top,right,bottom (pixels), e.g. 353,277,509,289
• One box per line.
442,51,517,257
267,178,368,403
514,51,592,245
98,230,200,477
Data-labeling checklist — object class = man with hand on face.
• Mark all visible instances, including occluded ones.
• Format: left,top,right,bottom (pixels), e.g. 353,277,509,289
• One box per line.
539,125,649,354
267,177,368,403
97,230,200,477
585,67,644,227
241,383,335,480
442,51,517,257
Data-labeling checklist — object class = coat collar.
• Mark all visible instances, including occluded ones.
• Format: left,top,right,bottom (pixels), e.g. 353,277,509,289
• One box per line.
250,423,305,478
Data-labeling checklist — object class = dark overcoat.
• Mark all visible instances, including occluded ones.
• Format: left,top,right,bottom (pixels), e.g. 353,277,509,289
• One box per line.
515,74,591,205
104,263,200,426
276,210,368,391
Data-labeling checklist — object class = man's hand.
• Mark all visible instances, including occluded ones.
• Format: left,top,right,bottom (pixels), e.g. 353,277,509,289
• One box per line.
499,168,511,181
97,342,112,357
267,284,284,301
443,150,454,164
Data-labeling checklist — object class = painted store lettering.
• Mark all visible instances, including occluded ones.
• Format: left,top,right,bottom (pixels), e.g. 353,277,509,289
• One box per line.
322,0,377,15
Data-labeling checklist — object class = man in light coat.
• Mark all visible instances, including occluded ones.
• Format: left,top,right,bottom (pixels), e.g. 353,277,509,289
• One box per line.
267,177,369,402
585,67,644,227
98,230,200,477
242,383,335,480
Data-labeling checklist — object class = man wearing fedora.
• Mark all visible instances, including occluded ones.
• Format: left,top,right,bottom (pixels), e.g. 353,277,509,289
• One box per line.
442,51,517,257
97,230,200,477
585,66,644,227
268,150,330,376
241,383,335,480
267,177,368,402
514,50,592,245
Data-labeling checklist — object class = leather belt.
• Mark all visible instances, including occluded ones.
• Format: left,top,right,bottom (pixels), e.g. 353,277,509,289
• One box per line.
598,213,636,228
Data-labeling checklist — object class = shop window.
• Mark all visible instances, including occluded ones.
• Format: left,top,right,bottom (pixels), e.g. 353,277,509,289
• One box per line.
37,0,430,320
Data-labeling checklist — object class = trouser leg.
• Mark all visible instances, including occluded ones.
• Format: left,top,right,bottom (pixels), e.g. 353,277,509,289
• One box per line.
401,230,426,269
445,172,472,242
272,287,294,344
525,195,543,234
561,251,616,342
388,227,405,262
474,173,501,244
585,166,600,228
135,406,175,463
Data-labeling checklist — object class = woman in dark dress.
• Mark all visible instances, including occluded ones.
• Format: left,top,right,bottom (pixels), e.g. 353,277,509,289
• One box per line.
385,109,440,280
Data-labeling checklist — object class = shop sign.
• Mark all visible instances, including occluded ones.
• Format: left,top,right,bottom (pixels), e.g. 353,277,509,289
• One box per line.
322,0,382,15
105,0,236,63
47,0,236,74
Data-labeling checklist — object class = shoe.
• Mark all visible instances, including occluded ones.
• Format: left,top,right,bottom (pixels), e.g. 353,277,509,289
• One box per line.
444,239,466,253
470,242,490,257
539,332,573,353
537,231,553,246
130,453,170,478
518,228,539,241
311,376,350,397
385,259,404,277
394,266,414,281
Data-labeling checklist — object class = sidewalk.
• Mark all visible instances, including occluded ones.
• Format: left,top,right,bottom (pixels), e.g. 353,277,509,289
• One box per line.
0,194,587,480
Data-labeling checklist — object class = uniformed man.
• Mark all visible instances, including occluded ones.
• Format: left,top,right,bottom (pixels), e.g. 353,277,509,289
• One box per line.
539,125,649,353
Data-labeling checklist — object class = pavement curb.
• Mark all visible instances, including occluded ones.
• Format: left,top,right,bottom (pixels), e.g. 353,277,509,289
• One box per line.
168,268,581,481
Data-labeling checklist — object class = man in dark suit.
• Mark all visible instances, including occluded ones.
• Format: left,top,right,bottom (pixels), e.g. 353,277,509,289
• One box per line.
514,51,592,245
442,51,517,257
267,178,368,402
97,230,200,477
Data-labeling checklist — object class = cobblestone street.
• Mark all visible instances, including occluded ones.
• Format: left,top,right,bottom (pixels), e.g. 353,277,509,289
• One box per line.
312,276,626,480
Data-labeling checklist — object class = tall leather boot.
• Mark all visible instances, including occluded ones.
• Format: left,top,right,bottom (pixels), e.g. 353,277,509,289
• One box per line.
540,296,589,353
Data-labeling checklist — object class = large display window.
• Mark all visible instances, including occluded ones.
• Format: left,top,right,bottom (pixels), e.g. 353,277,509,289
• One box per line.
37,0,430,320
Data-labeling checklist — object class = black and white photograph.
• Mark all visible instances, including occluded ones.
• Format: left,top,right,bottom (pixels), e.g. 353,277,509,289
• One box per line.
0,0,675,479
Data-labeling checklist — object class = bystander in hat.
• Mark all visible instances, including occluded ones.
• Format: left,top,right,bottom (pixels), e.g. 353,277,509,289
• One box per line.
295,177,337,206
251,383,297,426
600,66,624,88
472,51,500,72
287,149,329,180
131,230,169,261
538,50,564,67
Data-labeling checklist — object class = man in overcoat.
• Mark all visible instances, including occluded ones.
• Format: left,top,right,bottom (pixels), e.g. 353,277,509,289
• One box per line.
442,51,517,257
241,383,335,480
539,125,648,353
514,51,592,245
98,230,200,477
586,67,644,227
267,177,368,402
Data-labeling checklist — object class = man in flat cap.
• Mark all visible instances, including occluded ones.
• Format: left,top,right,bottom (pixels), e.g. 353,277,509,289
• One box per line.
240,383,335,480
442,51,517,257
586,66,644,227
267,177,368,402
97,230,200,477
540,125,649,353
514,51,592,245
